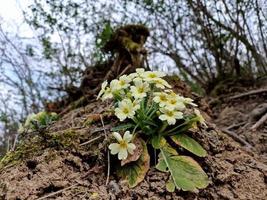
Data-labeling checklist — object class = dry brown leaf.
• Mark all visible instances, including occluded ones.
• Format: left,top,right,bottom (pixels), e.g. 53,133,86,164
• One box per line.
121,138,143,166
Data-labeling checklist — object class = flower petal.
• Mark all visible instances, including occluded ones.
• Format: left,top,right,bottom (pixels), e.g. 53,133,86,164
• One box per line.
118,148,128,160
159,114,167,121
123,131,133,142
112,132,122,142
167,118,176,125
108,143,120,155
127,143,136,154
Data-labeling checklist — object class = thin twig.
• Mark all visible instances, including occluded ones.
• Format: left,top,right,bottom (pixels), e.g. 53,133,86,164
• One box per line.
100,115,110,186
118,64,132,76
91,125,112,134
79,135,104,146
227,122,246,130
250,112,267,131
222,128,252,148
228,88,267,100
11,134,18,151
36,183,79,200
6,136,10,153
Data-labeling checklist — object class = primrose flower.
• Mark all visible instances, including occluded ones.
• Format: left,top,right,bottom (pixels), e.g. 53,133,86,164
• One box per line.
118,75,131,89
110,79,121,91
128,68,145,80
177,96,197,107
136,68,145,74
97,80,108,100
152,77,172,89
194,109,207,127
115,99,136,121
108,131,136,160
153,92,169,107
165,96,186,110
130,79,150,99
142,71,166,82
102,87,113,100
159,107,183,125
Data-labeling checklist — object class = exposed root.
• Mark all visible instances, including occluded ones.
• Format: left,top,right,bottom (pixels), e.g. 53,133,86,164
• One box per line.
250,112,267,131
228,88,267,100
36,183,79,200
221,128,253,149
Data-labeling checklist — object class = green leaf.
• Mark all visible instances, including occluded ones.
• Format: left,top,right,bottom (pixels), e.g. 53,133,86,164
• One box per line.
171,134,207,157
157,146,209,191
111,123,135,132
117,139,150,187
151,135,166,149
166,178,175,192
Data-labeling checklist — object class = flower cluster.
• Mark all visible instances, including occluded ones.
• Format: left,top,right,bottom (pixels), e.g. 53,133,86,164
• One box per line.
97,69,209,192
98,68,204,126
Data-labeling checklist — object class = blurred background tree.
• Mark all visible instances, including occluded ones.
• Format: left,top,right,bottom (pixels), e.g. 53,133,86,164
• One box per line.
0,0,267,156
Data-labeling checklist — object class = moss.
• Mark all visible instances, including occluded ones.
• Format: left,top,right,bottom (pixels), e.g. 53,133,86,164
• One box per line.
0,136,42,169
51,129,79,148
0,129,80,169
121,37,141,52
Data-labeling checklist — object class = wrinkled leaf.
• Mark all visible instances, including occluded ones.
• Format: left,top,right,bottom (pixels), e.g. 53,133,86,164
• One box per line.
117,139,150,187
151,134,166,149
171,134,207,157
157,146,209,191
121,138,143,166
156,145,177,172
111,123,135,132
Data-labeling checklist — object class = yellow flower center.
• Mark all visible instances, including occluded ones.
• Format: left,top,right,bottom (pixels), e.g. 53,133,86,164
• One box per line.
119,80,126,86
119,140,128,148
149,73,157,78
123,108,130,114
170,99,177,105
160,95,167,102
166,111,174,117
138,87,144,93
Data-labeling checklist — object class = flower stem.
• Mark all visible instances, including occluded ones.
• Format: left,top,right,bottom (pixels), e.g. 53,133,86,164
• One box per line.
159,122,168,134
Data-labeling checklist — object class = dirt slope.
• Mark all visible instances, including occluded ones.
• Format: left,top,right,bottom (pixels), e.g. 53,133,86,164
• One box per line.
0,83,266,200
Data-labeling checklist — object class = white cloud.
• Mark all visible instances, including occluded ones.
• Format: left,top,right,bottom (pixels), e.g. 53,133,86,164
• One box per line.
0,0,34,36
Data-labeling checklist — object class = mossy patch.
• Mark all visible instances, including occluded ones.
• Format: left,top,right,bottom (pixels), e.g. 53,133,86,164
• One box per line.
0,136,42,169
51,129,79,148
0,129,81,170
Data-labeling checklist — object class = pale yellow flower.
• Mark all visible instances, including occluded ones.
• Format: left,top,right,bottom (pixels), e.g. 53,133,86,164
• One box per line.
97,80,108,100
130,79,150,99
109,79,126,98
136,68,145,74
165,95,186,110
177,96,197,107
151,77,172,89
159,107,183,125
102,87,113,100
194,109,207,127
118,75,131,89
142,71,166,82
110,79,121,91
115,99,136,121
153,92,169,107
108,131,136,160
128,68,145,80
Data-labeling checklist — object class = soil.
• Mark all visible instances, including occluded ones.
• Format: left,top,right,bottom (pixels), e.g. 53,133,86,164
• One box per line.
209,83,267,164
0,81,267,200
